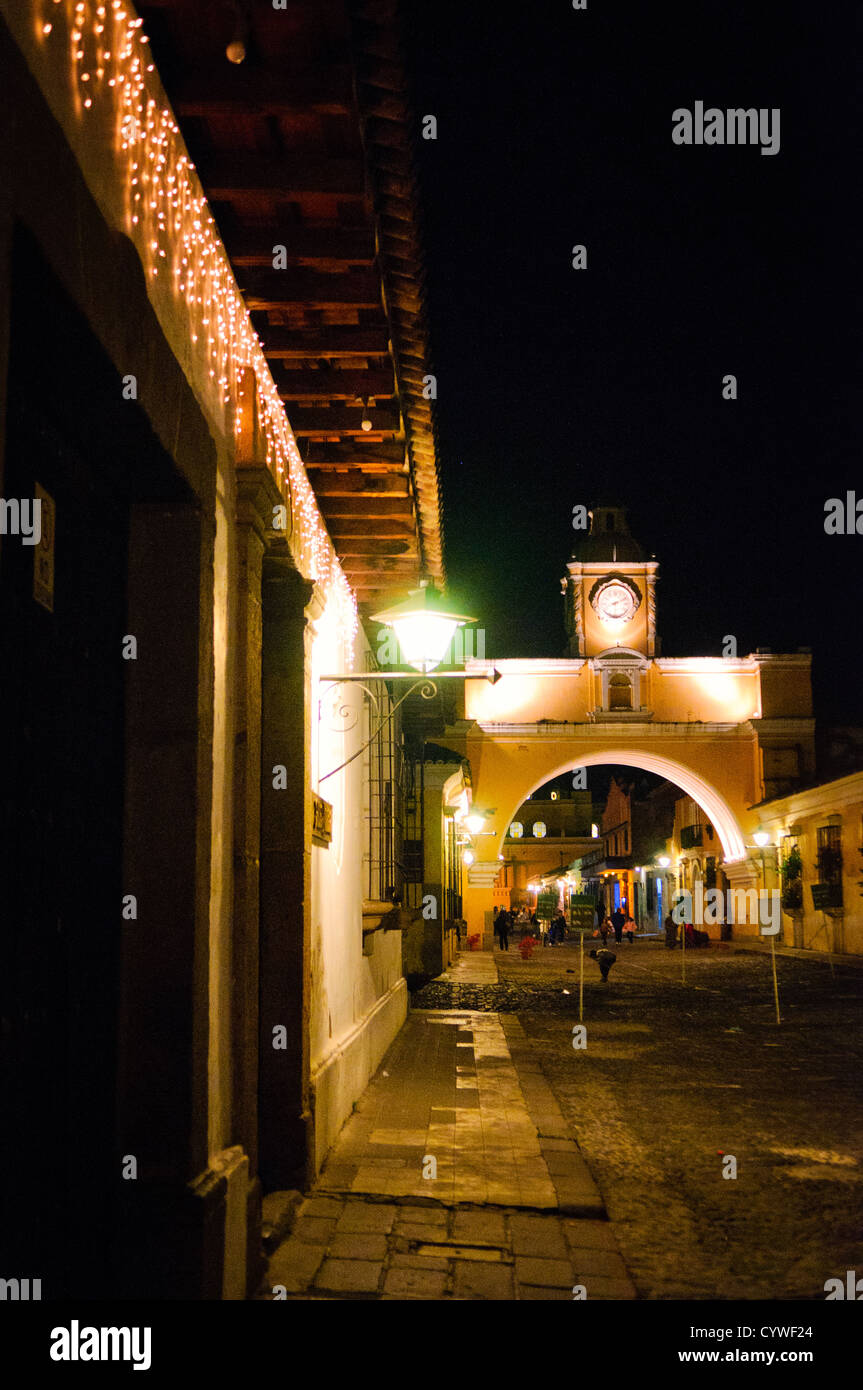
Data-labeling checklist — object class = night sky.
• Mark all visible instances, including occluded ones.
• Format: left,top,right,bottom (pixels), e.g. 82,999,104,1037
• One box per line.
405,0,862,724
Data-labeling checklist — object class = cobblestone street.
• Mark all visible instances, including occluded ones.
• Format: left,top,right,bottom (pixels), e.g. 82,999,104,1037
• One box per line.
495,938,863,1299
262,942,863,1301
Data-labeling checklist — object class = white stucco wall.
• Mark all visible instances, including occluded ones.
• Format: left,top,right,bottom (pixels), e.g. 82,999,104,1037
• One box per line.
309,611,406,1170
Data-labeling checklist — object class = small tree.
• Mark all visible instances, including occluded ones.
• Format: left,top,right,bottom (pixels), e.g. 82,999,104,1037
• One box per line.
781,845,803,911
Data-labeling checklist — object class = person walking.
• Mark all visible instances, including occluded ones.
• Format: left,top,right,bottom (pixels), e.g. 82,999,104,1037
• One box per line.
610,906,626,944
598,911,611,946
664,911,678,949
624,914,637,944
589,947,617,982
494,907,510,952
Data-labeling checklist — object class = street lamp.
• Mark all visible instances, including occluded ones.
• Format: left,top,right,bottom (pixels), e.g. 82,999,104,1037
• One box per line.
657,855,670,868
319,581,497,783
465,813,486,835
371,579,476,674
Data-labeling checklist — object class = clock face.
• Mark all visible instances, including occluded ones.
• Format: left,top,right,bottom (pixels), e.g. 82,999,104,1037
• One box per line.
590,575,641,628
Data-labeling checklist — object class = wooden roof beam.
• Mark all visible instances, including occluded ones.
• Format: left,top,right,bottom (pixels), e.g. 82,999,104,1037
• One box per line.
273,368,394,400
227,227,375,266
335,539,417,556
258,326,390,359
301,440,405,465
320,496,414,518
306,471,409,495
239,267,381,311
199,156,366,199
328,519,415,539
173,65,355,117
289,405,400,435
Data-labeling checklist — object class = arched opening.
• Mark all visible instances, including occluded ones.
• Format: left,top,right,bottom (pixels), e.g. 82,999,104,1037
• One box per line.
495,750,747,864
608,673,633,710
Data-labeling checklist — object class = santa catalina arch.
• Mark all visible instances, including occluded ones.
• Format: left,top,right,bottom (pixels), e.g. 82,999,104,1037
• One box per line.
443,506,815,937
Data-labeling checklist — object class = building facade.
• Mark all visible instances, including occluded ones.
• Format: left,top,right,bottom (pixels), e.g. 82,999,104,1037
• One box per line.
445,505,816,942
0,0,441,1300
758,773,863,956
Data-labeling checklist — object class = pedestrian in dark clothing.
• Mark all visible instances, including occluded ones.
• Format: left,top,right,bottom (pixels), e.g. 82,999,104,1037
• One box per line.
664,912,678,949
610,908,626,944
494,908,510,951
589,947,617,982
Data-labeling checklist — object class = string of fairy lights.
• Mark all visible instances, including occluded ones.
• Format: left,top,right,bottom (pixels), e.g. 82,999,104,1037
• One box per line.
36,0,358,650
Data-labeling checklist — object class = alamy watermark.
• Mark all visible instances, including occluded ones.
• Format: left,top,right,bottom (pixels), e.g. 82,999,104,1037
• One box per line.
376,626,486,667
50,1323,151,1370
0,497,41,545
0,1276,41,1300
672,103,780,157
672,885,780,934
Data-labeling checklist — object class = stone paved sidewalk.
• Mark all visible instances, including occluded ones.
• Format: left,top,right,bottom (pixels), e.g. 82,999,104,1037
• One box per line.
260,958,638,1300
263,1196,635,1301
438,950,500,985
312,1009,602,1210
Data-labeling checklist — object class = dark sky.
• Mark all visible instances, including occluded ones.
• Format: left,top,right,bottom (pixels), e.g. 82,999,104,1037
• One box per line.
404,0,862,723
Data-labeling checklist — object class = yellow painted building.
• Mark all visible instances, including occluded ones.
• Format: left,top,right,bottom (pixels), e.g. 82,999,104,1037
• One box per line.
441,506,816,941
758,773,863,956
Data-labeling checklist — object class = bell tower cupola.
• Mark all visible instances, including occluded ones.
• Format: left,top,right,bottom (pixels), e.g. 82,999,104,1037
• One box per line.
562,504,659,659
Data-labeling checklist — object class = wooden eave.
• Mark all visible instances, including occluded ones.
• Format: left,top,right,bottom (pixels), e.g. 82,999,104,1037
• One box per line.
136,0,444,605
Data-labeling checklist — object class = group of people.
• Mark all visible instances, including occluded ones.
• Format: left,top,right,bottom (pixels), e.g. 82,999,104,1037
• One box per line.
489,899,711,981
493,905,573,950
492,901,632,982
663,914,710,949
596,906,637,945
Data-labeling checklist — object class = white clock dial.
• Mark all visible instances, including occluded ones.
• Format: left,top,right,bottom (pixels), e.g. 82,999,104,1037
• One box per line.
590,575,641,628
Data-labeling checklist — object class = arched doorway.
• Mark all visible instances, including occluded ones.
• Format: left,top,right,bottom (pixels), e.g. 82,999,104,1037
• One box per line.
457,744,758,942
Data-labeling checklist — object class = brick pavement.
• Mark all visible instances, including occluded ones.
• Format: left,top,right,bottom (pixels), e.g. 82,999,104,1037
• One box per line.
261,954,636,1300
263,1197,635,1300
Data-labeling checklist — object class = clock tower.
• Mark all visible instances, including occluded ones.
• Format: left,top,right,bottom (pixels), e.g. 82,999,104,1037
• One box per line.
562,505,658,659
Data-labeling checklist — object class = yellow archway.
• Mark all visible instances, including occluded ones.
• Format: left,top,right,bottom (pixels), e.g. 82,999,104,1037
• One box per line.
495,750,746,864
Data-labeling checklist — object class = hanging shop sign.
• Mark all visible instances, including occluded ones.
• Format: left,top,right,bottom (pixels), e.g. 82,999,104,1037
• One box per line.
536,890,559,920
568,895,596,931
312,793,333,848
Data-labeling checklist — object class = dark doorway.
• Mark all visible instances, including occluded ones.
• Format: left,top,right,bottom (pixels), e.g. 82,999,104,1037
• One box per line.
0,227,191,1297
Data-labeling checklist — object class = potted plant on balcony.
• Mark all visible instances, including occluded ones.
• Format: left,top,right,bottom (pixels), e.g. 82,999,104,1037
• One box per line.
781,845,803,912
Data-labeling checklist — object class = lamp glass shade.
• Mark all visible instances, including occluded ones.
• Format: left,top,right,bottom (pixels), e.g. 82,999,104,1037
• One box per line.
753,831,770,847
391,613,458,673
465,813,485,835
372,583,476,674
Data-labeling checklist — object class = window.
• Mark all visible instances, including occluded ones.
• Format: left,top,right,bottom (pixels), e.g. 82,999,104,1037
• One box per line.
532,821,547,838
817,825,842,885
608,673,633,710
366,691,407,904
509,821,524,839
403,839,423,882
